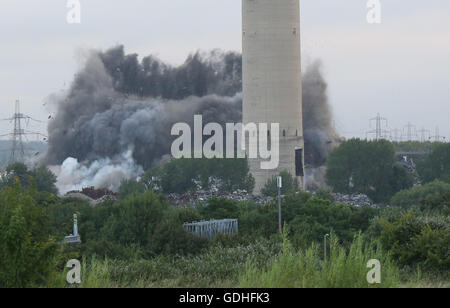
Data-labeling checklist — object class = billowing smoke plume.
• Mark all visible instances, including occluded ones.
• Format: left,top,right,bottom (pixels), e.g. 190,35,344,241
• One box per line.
42,46,338,193
50,149,143,193
302,61,341,190
43,47,242,171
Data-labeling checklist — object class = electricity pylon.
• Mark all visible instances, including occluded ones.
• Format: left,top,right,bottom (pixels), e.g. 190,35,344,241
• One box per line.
417,128,430,143
390,128,402,142
366,113,389,140
402,122,418,142
429,126,446,142
0,100,46,164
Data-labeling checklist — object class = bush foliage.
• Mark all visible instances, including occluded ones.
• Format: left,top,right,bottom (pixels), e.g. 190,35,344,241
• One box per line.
1,147,449,288
326,139,413,203
239,233,400,288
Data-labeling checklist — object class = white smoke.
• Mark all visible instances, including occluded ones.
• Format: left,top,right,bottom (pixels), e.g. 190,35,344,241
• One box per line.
51,149,143,195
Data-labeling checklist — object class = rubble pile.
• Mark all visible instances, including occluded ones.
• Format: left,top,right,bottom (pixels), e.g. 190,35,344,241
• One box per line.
168,189,273,206
333,193,373,207
395,157,422,185
65,186,117,206
73,186,117,199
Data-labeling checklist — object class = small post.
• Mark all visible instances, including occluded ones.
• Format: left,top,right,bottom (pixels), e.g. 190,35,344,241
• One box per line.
64,213,81,244
73,214,78,236
324,234,329,260
277,176,282,233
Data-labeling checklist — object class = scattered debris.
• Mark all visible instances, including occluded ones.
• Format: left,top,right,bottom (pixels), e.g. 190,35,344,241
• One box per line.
64,186,117,206
333,193,373,207
395,155,422,185
61,180,376,209
168,189,273,206
67,186,116,199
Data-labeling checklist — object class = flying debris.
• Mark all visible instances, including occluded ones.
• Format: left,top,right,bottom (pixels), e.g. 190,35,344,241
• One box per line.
41,46,339,192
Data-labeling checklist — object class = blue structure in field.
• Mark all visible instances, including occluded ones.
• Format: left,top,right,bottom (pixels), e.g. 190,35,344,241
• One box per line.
183,219,238,239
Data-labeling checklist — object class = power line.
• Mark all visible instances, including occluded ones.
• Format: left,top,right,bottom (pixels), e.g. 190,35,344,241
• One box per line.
366,113,389,140
1,100,47,164
390,128,402,142
429,126,446,142
417,128,431,143
402,122,418,142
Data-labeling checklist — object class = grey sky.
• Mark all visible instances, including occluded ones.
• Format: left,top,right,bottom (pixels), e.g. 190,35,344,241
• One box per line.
0,0,449,141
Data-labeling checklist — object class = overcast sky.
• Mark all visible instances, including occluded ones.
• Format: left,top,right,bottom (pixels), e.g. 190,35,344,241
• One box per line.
0,0,449,141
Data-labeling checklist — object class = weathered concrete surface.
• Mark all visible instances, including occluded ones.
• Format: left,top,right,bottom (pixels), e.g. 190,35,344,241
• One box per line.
242,0,304,194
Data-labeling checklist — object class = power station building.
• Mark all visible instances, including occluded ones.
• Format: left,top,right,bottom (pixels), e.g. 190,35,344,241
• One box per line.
242,0,305,194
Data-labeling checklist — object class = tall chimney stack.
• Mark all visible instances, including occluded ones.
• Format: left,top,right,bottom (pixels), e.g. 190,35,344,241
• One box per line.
242,0,305,194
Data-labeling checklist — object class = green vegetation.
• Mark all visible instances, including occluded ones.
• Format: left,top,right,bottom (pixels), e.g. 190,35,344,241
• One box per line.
0,180,60,287
0,162,58,195
261,170,298,197
390,180,450,214
117,179,146,200
417,143,450,184
0,141,449,288
240,233,400,288
326,139,413,203
48,240,281,288
145,157,255,194
377,212,449,271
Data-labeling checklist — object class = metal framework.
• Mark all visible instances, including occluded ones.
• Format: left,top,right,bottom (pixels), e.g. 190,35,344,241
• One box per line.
183,219,238,239
366,113,389,140
430,126,446,142
1,100,47,164
402,122,418,142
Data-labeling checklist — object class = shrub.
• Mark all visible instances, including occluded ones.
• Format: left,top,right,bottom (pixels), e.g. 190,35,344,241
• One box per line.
1,163,58,194
261,171,298,197
0,181,60,287
378,212,450,270
117,179,146,200
390,180,450,215
159,157,254,194
237,202,278,238
30,166,58,195
326,139,413,203
417,143,450,184
314,188,335,202
198,197,240,220
285,195,377,248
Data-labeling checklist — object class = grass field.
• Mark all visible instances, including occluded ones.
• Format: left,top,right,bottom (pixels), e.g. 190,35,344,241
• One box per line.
48,235,449,288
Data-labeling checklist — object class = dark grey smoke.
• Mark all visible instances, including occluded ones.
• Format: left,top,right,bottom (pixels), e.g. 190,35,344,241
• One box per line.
43,47,242,169
99,46,242,99
302,61,340,168
43,46,338,179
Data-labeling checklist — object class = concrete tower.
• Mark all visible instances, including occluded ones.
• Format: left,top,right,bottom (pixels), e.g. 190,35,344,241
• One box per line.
242,0,304,194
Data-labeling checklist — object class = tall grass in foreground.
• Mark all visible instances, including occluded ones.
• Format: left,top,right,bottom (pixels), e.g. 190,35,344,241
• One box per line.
45,236,447,288
46,257,115,288
239,233,400,288
46,239,282,288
